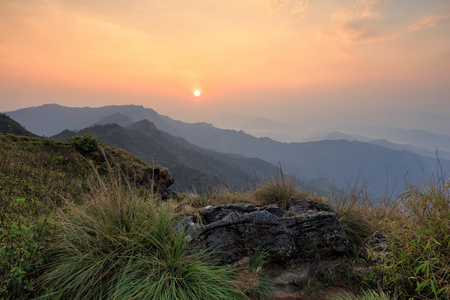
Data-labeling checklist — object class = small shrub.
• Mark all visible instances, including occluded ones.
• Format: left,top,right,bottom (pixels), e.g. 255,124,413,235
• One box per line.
0,207,53,299
67,134,101,160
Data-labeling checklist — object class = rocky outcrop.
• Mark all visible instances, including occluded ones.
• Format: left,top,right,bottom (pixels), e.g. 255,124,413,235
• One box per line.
178,198,349,265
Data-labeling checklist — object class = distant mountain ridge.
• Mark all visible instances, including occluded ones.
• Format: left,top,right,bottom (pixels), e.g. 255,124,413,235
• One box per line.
209,113,298,142
343,125,450,152
309,129,450,160
6,104,450,197
95,112,134,127
4,104,176,137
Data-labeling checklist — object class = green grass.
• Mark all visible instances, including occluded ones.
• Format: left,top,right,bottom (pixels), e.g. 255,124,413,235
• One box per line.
379,173,450,299
0,135,88,299
246,246,273,299
325,173,450,300
0,134,174,299
42,174,244,299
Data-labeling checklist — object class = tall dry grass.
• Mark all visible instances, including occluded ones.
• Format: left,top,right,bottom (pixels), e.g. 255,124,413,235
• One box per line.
325,175,400,248
253,166,296,210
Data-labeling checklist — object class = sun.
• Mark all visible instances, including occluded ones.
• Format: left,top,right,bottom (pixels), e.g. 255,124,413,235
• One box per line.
193,90,201,97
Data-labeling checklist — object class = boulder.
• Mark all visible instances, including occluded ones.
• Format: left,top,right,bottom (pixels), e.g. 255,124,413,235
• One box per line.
178,198,349,265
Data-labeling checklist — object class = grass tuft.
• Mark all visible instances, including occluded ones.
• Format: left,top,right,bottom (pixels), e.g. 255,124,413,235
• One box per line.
210,187,256,206
42,174,244,300
253,166,296,210
178,191,212,208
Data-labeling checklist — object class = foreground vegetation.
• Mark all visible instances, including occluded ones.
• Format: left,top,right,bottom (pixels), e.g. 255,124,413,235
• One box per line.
1,133,449,299
44,174,243,299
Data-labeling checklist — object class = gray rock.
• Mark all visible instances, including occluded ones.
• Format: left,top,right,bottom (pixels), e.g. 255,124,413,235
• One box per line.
178,199,349,264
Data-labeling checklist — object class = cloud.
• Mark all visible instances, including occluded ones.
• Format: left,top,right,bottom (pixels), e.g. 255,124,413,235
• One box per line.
332,0,385,23
267,0,286,11
326,0,389,55
291,0,310,17
267,0,310,17
340,20,379,43
407,14,450,32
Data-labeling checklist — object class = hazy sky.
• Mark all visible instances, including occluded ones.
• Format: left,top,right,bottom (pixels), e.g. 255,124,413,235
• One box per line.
1,0,450,127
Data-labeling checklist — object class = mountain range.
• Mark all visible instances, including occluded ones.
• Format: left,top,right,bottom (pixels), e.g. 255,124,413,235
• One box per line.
4,104,450,198
0,111,278,192
50,120,278,192
308,128,450,161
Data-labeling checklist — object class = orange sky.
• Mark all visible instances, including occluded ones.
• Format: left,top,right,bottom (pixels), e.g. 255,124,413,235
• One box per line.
1,0,450,126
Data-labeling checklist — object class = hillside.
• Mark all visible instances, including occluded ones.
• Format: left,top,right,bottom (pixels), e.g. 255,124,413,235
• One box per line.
51,120,279,192
0,133,174,298
0,113,39,137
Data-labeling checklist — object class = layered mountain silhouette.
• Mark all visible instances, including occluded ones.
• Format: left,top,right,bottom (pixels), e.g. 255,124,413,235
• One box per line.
50,120,278,192
309,129,450,160
5,104,450,197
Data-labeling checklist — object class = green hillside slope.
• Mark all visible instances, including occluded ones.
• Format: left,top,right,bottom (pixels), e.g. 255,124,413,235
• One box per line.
0,113,39,137
0,133,173,298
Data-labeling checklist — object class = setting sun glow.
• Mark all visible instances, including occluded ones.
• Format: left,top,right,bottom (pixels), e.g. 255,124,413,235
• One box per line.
0,0,449,124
